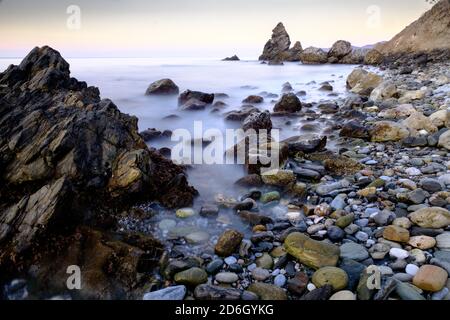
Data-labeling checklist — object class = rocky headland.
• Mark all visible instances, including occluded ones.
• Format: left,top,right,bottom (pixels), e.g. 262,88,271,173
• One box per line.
0,46,197,299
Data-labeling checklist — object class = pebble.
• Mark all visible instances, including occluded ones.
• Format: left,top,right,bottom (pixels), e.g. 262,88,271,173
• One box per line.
215,272,239,284
405,167,422,176
143,285,187,300
274,274,287,287
206,259,224,274
355,231,369,242
329,290,356,300
405,264,420,276
389,248,410,260
340,242,369,261
431,287,449,300
158,219,176,230
252,267,271,281
224,256,238,265
307,283,317,292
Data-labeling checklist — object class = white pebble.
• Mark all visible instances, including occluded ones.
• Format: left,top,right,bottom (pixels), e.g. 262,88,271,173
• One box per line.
389,248,409,260
307,283,316,292
405,264,419,276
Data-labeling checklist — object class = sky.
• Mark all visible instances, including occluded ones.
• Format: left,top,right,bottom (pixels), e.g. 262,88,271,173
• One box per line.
0,0,437,58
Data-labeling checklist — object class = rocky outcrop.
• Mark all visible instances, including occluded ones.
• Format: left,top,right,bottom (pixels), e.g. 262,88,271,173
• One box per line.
0,46,197,297
259,23,303,62
377,0,450,55
300,47,328,64
222,55,240,61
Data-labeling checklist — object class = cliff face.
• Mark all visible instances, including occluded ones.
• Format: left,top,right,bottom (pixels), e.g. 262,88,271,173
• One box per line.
377,0,450,54
0,46,197,298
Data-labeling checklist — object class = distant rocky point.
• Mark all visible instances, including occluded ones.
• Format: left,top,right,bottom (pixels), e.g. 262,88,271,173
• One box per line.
222,55,240,61
259,22,382,66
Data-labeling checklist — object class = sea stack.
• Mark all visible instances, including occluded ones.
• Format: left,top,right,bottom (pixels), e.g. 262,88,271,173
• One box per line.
259,22,303,63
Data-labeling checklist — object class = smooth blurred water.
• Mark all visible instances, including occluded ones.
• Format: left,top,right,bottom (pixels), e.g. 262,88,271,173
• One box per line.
0,57,357,202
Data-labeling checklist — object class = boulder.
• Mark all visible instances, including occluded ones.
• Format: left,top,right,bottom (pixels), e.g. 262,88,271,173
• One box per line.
178,90,214,106
370,81,398,102
194,284,242,300
284,232,340,269
364,49,384,65
429,110,448,128
247,283,287,300
242,111,272,132
413,265,448,292
312,267,349,291
383,225,410,243
340,121,369,139
261,169,296,187
259,22,291,61
300,47,328,64
242,95,264,104
346,68,382,95
273,93,302,113
328,40,352,61
378,104,416,119
409,207,450,229
402,112,438,135
369,121,410,142
145,79,179,95
438,130,450,150
340,48,369,64
215,230,244,257
174,267,208,286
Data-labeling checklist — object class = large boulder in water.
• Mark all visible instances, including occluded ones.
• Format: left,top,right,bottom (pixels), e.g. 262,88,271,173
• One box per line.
273,93,302,113
178,90,214,106
0,46,197,297
300,47,328,64
242,111,273,132
259,22,291,61
146,79,179,95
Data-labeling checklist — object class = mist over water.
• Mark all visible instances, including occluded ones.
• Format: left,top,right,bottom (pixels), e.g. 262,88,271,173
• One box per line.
0,57,356,203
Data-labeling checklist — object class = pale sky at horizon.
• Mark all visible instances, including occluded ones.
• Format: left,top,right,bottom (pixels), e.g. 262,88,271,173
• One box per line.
0,0,437,58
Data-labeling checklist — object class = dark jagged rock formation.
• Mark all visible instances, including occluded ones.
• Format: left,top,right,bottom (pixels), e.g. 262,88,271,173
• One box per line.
259,23,303,62
0,46,197,298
